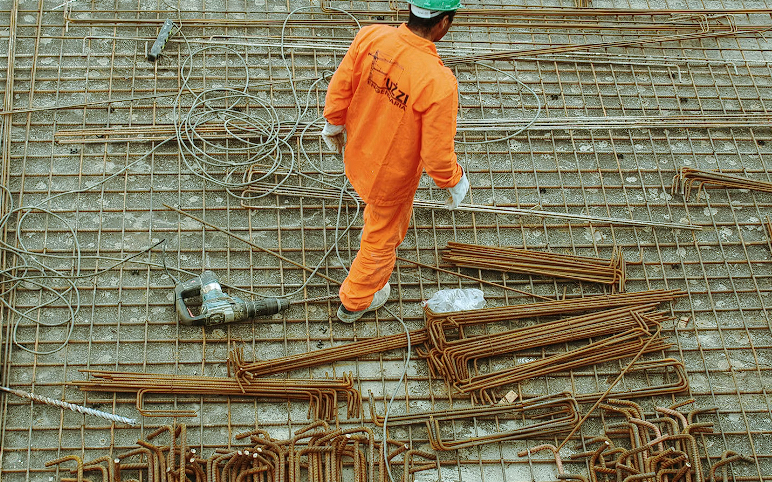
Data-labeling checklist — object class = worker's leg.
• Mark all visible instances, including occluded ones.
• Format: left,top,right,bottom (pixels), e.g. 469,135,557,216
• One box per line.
339,201,412,311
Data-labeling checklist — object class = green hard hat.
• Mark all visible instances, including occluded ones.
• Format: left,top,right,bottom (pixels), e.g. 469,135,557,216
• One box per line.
408,0,462,13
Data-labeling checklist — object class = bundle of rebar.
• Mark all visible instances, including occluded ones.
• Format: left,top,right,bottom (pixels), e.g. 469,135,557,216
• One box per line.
232,331,429,382
567,399,753,482
671,166,772,201
369,391,580,451
459,330,669,403
425,304,667,382
424,298,688,400
47,422,439,482
75,370,362,420
442,241,627,291
420,291,684,402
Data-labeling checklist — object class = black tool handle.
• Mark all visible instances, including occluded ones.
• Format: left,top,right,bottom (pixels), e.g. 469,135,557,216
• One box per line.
175,272,205,325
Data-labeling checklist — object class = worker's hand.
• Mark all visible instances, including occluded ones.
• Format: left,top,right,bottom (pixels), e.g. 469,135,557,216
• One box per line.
321,121,346,153
445,171,470,210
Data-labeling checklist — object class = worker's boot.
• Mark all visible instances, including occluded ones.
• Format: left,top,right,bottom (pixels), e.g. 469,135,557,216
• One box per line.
337,283,391,323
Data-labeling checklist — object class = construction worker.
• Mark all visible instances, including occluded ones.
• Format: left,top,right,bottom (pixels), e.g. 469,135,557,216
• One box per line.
322,0,469,323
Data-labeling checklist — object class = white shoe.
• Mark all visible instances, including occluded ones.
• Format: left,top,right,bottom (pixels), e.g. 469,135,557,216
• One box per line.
337,283,391,323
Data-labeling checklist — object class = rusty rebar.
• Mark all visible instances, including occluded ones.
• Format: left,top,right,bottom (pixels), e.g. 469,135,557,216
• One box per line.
765,216,772,250
75,369,362,420
565,402,738,482
424,288,684,343
232,331,428,380
426,304,664,382
395,255,555,300
672,166,772,201
572,359,688,403
708,451,753,482
456,329,670,395
370,391,579,451
60,422,437,482
443,241,627,291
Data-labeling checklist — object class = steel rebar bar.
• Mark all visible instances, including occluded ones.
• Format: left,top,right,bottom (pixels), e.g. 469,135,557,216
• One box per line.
74,370,362,420
443,241,627,290
1,385,138,426
672,166,772,201
242,181,700,230
232,331,429,380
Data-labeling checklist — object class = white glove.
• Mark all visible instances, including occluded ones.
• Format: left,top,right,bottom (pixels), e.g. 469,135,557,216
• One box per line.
445,172,469,210
321,121,346,153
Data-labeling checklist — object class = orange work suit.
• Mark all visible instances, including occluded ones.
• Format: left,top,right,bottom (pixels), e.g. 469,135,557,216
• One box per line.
324,23,463,310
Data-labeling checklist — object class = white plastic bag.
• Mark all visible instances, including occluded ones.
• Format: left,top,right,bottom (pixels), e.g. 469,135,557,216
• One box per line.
422,289,486,313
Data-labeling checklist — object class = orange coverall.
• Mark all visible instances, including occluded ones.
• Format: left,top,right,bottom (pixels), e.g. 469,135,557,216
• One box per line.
324,23,463,310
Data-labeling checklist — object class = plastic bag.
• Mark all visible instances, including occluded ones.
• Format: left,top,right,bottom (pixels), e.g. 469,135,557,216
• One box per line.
422,289,486,313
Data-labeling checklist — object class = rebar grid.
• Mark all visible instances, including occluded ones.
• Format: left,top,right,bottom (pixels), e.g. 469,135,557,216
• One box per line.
1,0,771,481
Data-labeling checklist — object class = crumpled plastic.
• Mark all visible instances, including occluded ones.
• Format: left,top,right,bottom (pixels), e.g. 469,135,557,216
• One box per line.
422,288,486,313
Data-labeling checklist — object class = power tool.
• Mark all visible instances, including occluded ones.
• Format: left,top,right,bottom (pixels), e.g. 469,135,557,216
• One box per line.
147,19,176,62
175,270,289,326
